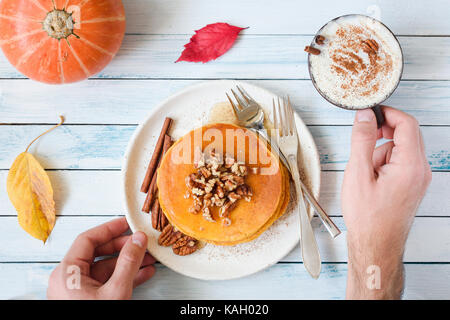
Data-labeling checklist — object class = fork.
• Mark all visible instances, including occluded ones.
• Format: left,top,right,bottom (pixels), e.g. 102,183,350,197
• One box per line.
227,86,341,238
273,96,321,279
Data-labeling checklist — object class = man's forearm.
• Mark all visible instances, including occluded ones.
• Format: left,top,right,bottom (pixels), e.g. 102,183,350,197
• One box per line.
346,247,405,299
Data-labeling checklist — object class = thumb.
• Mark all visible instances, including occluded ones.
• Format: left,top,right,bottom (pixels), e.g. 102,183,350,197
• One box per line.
348,109,378,175
106,231,147,297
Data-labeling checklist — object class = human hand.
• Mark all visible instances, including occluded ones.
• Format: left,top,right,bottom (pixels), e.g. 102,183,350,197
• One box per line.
341,106,431,299
47,217,156,300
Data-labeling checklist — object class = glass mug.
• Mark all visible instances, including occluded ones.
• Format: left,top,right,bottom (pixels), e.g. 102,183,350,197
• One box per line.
307,14,404,127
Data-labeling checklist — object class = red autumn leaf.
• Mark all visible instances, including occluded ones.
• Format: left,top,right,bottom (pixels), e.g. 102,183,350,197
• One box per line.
176,23,247,63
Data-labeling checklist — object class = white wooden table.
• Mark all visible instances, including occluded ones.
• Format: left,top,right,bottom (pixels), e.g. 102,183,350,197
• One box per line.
0,0,449,300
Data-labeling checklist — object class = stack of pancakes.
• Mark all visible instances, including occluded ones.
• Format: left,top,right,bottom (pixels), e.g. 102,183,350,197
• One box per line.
157,123,290,245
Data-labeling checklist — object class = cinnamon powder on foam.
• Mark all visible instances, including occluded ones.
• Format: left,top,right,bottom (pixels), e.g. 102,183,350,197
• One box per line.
309,19,401,108
331,26,393,99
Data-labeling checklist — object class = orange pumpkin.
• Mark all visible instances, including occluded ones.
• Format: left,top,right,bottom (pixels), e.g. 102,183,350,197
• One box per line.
0,0,126,84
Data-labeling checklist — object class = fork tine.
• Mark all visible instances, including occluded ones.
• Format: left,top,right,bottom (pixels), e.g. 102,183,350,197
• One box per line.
287,96,295,135
231,88,247,110
278,97,287,136
226,93,240,116
236,86,253,103
272,98,278,142
272,98,278,130
283,97,291,135
283,96,292,135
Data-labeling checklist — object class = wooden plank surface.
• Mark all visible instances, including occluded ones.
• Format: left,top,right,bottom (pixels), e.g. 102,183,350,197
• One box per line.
0,171,448,217
1,263,448,300
122,0,450,35
0,36,450,80
1,80,449,126
0,0,449,300
0,125,448,170
0,216,448,263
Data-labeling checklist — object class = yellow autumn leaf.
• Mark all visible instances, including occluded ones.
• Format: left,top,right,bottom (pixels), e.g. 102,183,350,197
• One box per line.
7,152,56,242
6,116,64,243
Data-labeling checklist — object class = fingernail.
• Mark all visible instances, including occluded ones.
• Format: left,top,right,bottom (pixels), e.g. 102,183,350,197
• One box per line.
356,109,374,122
132,231,146,248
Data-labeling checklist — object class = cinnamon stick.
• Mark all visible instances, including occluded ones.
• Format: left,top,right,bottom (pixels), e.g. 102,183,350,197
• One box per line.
142,177,157,213
142,135,173,213
151,199,160,230
304,46,321,55
141,117,173,193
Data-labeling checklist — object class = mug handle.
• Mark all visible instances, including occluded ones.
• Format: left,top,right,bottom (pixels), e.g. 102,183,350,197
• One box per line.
372,105,385,128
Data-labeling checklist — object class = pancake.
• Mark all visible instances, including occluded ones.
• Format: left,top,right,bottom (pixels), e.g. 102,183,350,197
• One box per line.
208,163,290,246
157,123,289,245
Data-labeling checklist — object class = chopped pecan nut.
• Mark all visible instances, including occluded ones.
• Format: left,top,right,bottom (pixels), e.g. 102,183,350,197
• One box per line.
228,192,241,202
216,185,225,198
239,165,248,176
224,180,237,191
224,155,235,168
202,207,215,222
185,149,253,225
219,200,237,218
189,204,201,214
199,167,211,178
222,217,231,227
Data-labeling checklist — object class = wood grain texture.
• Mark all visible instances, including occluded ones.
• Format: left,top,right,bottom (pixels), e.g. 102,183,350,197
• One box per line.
0,36,449,80
1,263,449,300
122,0,450,35
0,0,448,300
0,80,449,125
0,216,448,263
0,125,447,170
0,171,448,217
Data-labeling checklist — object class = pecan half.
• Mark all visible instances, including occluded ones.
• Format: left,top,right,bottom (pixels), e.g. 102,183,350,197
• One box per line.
361,39,379,55
172,236,198,256
158,225,182,246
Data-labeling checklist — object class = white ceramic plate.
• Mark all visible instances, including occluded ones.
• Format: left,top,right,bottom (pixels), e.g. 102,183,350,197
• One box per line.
122,80,321,280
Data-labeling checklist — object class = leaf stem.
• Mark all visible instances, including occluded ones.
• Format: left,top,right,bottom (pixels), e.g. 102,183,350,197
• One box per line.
25,116,65,153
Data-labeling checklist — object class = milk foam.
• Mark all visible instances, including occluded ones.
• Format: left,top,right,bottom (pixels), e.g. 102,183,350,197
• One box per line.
309,15,403,109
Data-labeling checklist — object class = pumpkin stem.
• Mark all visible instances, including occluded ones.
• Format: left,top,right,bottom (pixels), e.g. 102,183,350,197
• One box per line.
43,10,74,39
25,116,65,153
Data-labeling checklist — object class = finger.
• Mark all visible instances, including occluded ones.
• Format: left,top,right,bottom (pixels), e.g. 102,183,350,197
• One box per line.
91,257,118,283
64,217,130,265
91,254,156,284
94,235,130,257
348,109,378,177
105,231,148,294
133,265,156,288
380,106,423,163
373,141,394,170
377,127,383,140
